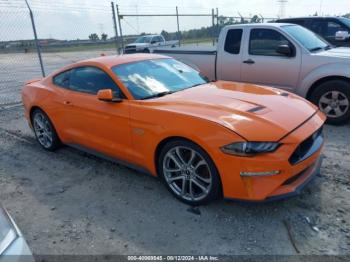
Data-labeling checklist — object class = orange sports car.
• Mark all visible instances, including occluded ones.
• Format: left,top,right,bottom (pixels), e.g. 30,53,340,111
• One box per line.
22,54,326,205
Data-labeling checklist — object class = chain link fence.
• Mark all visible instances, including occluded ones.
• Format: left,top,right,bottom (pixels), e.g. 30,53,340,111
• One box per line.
0,0,277,107
0,0,119,107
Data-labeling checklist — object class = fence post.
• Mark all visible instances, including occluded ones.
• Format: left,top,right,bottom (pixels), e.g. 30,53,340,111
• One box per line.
116,4,124,52
211,9,215,46
25,0,45,77
176,6,181,46
111,2,120,54
216,8,219,41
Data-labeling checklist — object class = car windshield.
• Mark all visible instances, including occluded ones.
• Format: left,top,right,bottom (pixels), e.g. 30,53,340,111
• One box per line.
112,58,209,100
282,25,330,51
339,17,350,28
134,36,153,43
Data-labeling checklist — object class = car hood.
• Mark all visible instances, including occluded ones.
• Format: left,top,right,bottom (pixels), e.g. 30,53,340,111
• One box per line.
316,47,350,59
148,81,318,141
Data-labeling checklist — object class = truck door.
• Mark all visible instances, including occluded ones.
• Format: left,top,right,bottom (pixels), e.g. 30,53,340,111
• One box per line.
216,28,243,82
240,28,301,91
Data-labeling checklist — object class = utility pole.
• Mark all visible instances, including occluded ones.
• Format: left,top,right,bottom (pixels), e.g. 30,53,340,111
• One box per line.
176,6,181,46
116,4,124,52
277,0,288,18
111,2,120,54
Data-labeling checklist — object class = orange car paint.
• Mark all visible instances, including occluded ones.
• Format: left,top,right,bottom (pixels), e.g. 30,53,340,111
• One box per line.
22,54,326,201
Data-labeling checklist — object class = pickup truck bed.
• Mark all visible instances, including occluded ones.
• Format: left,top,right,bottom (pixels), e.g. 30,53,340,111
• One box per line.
154,46,217,80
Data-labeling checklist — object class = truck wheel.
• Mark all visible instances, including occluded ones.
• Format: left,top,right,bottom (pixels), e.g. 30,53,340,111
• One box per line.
143,48,150,53
310,80,350,125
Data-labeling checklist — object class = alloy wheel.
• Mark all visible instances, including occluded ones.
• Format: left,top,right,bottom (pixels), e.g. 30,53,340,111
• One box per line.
319,91,349,118
162,146,212,202
33,112,53,148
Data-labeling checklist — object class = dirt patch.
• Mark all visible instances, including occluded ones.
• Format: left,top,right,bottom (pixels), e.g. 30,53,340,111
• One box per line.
0,106,349,255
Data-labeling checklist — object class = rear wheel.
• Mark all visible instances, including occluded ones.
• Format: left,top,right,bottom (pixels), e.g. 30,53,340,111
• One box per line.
31,109,60,151
310,80,350,125
158,139,222,206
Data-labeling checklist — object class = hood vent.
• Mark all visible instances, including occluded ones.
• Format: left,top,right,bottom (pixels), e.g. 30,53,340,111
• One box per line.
247,105,265,113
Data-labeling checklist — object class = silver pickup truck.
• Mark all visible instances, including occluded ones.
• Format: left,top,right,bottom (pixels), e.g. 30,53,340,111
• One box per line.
124,34,179,54
154,23,350,124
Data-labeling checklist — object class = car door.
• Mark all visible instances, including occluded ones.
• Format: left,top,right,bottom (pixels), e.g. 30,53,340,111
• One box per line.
240,27,301,91
60,66,132,161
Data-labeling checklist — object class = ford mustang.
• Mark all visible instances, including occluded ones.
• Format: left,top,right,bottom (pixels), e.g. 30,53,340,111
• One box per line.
22,54,326,205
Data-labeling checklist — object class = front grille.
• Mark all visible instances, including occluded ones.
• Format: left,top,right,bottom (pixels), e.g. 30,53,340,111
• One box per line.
289,127,323,165
124,46,137,54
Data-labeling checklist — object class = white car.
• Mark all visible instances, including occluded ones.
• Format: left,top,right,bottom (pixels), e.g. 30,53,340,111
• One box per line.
0,206,34,262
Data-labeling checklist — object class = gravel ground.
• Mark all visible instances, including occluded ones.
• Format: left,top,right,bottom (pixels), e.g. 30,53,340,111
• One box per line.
0,106,349,256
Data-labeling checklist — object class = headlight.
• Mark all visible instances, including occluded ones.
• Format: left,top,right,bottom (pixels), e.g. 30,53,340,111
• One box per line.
221,142,280,156
0,207,18,255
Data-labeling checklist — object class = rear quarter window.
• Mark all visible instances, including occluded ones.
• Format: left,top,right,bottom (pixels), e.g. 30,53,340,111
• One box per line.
53,70,71,88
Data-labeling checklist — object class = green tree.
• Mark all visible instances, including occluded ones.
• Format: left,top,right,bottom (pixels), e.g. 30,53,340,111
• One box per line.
250,15,261,23
88,33,99,41
101,33,108,41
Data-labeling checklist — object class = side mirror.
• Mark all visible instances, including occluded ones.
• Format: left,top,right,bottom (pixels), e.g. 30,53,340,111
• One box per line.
335,31,350,41
97,89,122,103
276,44,293,57
151,40,156,44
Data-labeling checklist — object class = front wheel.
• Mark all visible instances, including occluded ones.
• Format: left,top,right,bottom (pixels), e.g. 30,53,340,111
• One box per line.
158,139,222,206
310,80,350,125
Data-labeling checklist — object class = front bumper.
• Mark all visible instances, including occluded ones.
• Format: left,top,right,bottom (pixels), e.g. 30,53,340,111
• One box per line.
216,110,326,202
263,154,322,202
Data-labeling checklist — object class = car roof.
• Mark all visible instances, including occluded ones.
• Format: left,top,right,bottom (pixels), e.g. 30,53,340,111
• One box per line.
48,53,170,77
77,53,169,68
138,34,159,37
227,22,294,28
277,16,343,21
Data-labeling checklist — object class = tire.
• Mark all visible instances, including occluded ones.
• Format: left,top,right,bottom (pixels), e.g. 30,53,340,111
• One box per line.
158,139,222,206
31,109,61,151
310,80,350,125
143,48,150,53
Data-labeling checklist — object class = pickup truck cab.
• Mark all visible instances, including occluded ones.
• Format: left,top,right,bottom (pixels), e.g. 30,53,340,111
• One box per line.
154,23,350,124
276,17,350,47
124,34,178,54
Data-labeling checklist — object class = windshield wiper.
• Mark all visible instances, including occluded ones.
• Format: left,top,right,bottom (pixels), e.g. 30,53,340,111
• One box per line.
310,45,332,52
142,91,175,100
309,47,324,52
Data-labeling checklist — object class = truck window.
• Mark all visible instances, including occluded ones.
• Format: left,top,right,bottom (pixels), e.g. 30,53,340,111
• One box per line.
310,20,347,38
224,29,243,54
249,29,290,56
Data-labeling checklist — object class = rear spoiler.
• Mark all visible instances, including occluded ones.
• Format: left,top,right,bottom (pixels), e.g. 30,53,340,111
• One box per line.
25,78,42,85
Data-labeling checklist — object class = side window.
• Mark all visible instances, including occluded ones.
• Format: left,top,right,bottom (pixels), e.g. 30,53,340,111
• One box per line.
153,36,161,43
69,67,122,97
249,29,291,56
224,29,243,54
53,70,71,88
310,20,328,36
327,21,346,37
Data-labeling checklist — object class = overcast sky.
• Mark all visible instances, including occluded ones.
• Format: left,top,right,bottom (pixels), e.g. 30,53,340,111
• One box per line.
1,0,349,41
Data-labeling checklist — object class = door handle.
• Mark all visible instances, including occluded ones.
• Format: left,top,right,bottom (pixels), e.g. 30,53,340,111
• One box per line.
63,101,72,105
243,59,255,64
